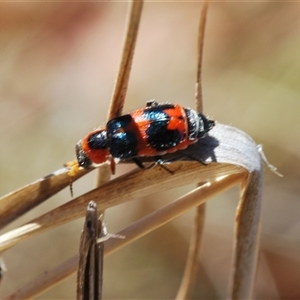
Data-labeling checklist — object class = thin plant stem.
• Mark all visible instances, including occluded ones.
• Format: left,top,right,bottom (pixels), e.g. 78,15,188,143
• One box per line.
106,0,143,120
175,202,206,300
177,2,209,298
195,0,209,114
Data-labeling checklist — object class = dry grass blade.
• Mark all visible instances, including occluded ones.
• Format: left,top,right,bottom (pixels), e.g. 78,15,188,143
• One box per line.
2,172,244,300
106,0,143,120
0,124,258,253
229,170,263,299
77,202,94,300
186,122,263,299
0,162,239,254
0,167,92,230
77,201,100,300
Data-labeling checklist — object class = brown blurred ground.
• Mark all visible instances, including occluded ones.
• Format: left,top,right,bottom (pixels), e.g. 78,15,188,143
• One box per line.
0,2,299,299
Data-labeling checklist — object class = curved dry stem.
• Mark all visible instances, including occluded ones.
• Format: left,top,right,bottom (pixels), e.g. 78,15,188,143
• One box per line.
177,3,210,298
106,0,143,120
229,170,263,299
175,203,206,300
2,172,244,300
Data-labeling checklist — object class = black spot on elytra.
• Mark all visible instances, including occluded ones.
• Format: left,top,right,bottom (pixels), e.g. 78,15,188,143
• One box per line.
87,131,108,149
143,108,181,151
107,115,139,158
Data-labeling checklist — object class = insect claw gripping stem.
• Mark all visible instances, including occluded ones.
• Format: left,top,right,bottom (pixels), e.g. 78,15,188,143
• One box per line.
132,156,174,174
132,157,146,169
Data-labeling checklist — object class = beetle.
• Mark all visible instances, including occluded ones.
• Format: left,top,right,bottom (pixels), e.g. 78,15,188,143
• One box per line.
73,100,215,173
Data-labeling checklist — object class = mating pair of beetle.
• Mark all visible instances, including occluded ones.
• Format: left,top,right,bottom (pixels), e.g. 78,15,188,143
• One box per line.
73,100,215,174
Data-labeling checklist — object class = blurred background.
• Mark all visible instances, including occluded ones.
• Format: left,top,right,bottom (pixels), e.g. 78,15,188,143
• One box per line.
0,2,299,299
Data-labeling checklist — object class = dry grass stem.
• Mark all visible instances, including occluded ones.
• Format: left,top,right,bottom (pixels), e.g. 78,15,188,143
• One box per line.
106,0,143,120
76,202,104,300
175,204,206,300
0,162,240,253
77,201,98,300
95,218,104,299
177,2,209,297
195,0,208,114
230,170,263,299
